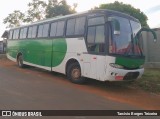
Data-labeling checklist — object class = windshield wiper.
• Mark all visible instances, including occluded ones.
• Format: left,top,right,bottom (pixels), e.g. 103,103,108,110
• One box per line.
123,34,134,56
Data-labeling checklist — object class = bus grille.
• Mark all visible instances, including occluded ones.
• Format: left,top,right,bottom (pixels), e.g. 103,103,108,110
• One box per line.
123,72,139,80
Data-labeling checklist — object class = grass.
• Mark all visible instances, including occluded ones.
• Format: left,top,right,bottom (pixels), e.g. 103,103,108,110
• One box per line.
85,68,160,94
130,68,160,94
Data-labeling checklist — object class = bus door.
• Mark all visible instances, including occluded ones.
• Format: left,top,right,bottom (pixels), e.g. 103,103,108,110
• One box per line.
83,15,107,81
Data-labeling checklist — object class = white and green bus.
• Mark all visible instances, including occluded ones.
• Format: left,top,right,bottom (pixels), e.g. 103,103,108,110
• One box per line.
6,9,156,84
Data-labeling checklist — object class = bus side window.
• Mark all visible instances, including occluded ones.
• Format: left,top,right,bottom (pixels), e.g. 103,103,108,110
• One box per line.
20,29,24,39
50,22,57,37
37,24,49,38
50,21,65,38
13,29,20,40
66,16,86,37
43,24,49,37
9,30,13,39
28,26,32,38
32,26,37,38
56,21,65,37
37,25,44,38
16,29,20,40
23,27,28,39
12,30,15,39
87,26,96,44
75,17,86,35
87,25,105,53
66,18,76,36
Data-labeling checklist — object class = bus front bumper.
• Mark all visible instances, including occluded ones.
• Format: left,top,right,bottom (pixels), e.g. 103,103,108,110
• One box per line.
106,67,144,81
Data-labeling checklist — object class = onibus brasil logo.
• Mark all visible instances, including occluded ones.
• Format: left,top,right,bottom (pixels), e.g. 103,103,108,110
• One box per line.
2,111,42,117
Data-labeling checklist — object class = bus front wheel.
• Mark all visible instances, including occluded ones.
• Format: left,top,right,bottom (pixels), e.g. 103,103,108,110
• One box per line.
67,63,85,84
17,55,24,68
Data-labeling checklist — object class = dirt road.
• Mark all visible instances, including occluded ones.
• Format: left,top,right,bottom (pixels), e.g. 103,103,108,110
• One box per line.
0,57,160,118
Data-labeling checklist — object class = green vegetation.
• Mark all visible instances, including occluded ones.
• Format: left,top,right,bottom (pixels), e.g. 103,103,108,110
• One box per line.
3,0,76,28
4,1,149,28
96,1,148,27
4,0,149,28
106,68,160,94
133,69,160,93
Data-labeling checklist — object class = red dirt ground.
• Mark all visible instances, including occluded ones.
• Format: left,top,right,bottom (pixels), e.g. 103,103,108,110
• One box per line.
0,58,160,110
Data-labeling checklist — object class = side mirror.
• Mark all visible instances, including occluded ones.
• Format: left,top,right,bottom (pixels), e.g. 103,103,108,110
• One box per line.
108,17,120,35
136,28,157,43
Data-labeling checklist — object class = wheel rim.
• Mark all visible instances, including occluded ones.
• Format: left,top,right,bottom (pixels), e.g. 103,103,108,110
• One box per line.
71,68,81,80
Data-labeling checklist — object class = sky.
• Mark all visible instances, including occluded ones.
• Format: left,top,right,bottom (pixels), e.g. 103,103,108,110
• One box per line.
1,0,160,40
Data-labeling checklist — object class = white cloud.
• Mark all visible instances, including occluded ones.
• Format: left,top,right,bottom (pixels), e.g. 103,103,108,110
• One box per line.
147,11,160,28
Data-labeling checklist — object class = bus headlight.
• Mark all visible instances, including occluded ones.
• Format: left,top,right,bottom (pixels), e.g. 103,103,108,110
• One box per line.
109,63,124,69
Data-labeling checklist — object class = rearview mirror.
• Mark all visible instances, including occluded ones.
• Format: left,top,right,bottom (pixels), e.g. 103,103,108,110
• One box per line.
136,28,157,43
108,17,120,35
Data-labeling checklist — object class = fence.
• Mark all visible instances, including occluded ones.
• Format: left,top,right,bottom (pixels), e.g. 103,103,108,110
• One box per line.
142,28,160,68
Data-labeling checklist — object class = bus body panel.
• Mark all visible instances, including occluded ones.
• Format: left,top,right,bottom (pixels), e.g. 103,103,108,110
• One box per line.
7,37,145,81
116,57,145,69
105,56,144,81
7,39,53,70
51,37,87,74
106,65,144,81
82,54,107,81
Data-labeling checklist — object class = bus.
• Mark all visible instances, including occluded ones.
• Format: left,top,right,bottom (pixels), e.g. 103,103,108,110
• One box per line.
6,9,156,84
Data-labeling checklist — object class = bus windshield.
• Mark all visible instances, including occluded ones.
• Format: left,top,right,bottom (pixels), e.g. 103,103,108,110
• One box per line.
109,16,143,56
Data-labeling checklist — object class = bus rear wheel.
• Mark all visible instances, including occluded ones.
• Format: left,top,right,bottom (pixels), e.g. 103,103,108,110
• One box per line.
67,63,85,84
17,55,24,68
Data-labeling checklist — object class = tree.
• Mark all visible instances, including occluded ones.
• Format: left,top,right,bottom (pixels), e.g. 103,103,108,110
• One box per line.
24,0,47,22
96,1,148,27
3,10,25,28
3,0,77,28
45,0,76,18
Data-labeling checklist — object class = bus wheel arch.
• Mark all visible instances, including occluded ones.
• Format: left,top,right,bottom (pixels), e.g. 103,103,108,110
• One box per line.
66,59,85,84
16,52,24,68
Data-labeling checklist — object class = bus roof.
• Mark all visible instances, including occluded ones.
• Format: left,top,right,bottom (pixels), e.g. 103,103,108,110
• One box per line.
9,9,139,30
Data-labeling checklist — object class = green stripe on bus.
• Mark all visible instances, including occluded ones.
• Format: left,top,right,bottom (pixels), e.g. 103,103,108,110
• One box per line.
7,38,67,67
115,57,145,68
52,38,67,67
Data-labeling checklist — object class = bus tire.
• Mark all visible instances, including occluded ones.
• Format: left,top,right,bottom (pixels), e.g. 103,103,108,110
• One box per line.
17,55,25,68
67,63,85,84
